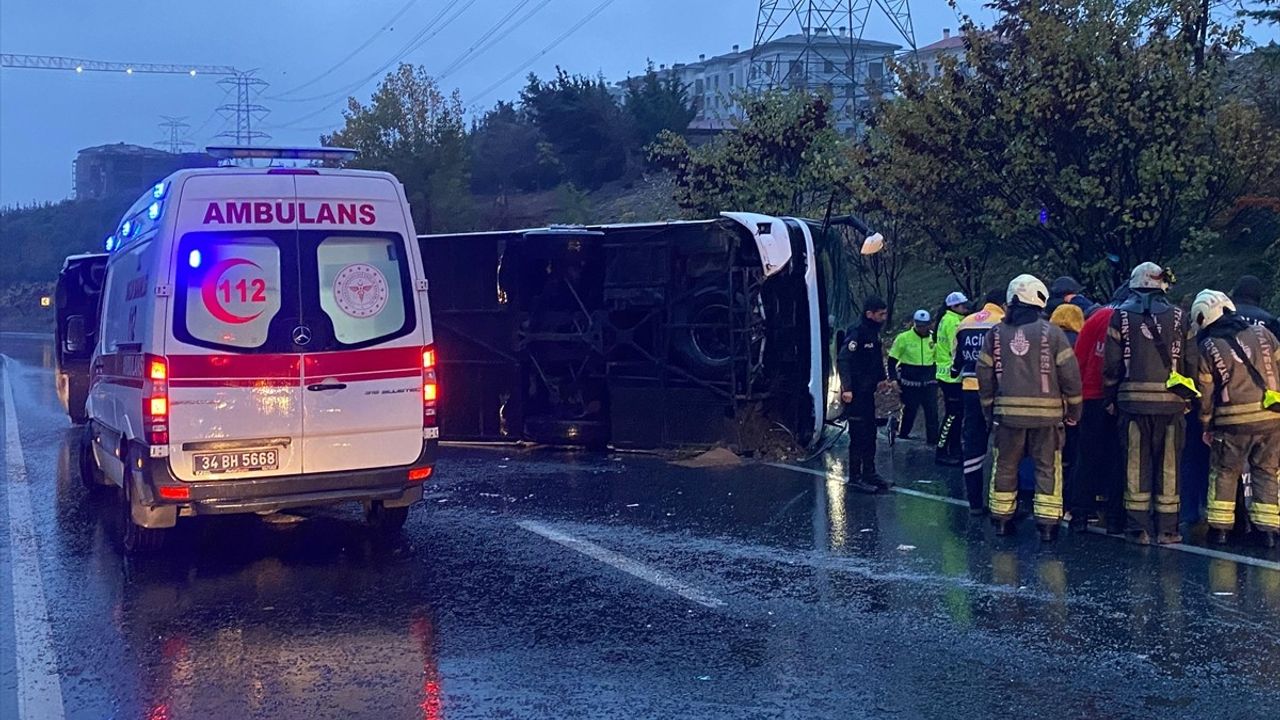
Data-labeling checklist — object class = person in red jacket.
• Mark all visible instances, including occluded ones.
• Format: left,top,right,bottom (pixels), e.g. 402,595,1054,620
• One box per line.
1066,287,1129,532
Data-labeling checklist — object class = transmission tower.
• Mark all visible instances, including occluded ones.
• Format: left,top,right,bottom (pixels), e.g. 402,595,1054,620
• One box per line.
749,1,917,130
156,116,193,154
215,71,271,147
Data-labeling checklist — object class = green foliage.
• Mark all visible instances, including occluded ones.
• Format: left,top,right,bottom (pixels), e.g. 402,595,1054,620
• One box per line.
649,90,872,325
865,0,1280,293
624,63,697,152
520,69,631,190
648,89,855,218
469,101,562,194
0,197,123,288
322,64,473,233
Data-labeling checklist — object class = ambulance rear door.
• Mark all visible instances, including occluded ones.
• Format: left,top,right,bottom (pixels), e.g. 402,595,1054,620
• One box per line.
293,174,426,474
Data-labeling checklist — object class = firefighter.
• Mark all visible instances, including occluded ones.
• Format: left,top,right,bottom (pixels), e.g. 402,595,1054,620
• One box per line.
887,310,940,444
840,296,891,494
935,291,970,466
952,288,1006,514
1192,290,1280,547
1103,262,1196,545
977,275,1083,541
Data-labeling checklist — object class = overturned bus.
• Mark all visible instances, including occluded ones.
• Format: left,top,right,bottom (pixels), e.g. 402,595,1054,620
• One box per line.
419,213,869,453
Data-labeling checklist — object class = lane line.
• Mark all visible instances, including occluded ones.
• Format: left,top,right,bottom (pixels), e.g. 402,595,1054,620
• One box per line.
2,357,67,720
517,520,726,609
768,460,1280,572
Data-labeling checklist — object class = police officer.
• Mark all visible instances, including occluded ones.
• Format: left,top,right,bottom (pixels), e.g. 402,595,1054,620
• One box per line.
977,275,1083,541
1103,262,1195,545
1192,289,1280,547
935,292,970,466
952,288,1006,514
840,296,891,494
1230,275,1280,339
888,310,939,444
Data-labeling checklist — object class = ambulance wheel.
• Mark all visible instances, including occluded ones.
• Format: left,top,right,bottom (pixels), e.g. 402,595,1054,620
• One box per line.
78,426,105,491
365,502,409,535
118,454,166,555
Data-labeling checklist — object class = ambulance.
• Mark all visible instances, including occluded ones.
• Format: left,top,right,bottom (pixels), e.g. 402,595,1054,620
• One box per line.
75,146,438,552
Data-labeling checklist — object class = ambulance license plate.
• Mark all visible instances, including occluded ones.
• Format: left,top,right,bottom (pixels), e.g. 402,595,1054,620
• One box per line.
193,449,279,475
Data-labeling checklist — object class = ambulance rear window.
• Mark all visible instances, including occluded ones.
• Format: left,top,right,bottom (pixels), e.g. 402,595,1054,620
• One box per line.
315,234,413,347
175,234,286,351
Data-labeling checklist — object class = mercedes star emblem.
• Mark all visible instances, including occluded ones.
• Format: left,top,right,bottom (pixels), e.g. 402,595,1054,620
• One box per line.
292,325,312,346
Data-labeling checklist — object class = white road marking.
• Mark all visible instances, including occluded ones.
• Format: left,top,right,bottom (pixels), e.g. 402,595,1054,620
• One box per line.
769,460,1280,573
2,357,67,719
517,520,726,609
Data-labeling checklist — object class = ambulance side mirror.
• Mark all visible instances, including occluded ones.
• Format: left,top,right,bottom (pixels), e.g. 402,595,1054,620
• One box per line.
64,315,89,356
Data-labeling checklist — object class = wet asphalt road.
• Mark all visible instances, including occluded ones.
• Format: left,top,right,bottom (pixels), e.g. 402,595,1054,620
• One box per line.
4,333,1280,719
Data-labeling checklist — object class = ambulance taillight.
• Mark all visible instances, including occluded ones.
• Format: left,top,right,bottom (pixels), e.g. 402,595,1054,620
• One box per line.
144,356,169,446
422,347,438,429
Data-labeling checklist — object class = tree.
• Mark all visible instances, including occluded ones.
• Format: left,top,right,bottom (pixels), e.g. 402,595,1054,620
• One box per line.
1243,0,1280,25
867,0,1280,291
469,101,562,194
650,90,878,324
322,64,472,233
520,69,632,189
623,63,696,151
855,55,1005,298
649,90,855,218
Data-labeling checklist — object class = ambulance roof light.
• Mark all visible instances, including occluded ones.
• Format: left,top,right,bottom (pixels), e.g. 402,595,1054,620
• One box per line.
205,145,358,162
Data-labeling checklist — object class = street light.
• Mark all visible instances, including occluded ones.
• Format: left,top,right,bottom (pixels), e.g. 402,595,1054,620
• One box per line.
39,296,51,308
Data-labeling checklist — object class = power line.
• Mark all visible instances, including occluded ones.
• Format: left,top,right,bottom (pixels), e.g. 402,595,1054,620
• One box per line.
470,0,621,103
272,0,470,106
269,0,477,130
438,0,556,82
435,0,538,80
269,0,426,99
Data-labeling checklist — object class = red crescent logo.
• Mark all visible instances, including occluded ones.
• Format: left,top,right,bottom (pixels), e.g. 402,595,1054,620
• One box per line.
201,258,265,325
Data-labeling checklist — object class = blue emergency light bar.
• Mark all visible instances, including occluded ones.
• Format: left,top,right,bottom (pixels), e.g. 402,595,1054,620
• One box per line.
205,145,358,162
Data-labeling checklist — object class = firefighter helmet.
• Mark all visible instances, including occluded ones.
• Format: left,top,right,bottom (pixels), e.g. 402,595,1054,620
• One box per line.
1190,289,1235,332
1007,274,1049,309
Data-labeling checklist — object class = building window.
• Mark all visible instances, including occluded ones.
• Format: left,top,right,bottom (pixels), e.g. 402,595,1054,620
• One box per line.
714,96,721,109
695,78,704,94
824,60,835,74
765,61,774,76
714,74,720,88
845,83,857,99
728,72,735,87
846,60,856,76
869,61,884,80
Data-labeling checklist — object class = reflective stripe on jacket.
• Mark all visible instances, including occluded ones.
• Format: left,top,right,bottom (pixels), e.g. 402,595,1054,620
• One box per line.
1103,300,1194,415
977,318,1084,428
1197,324,1280,433
952,303,1004,391
934,309,965,383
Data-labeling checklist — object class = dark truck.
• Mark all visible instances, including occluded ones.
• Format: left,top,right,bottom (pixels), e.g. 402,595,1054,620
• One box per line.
418,213,872,453
54,252,108,424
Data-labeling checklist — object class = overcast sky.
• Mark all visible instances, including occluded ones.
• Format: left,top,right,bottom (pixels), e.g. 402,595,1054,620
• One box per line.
0,0,1274,206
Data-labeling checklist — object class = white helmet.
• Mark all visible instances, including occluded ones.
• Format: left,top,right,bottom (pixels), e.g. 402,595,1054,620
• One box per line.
1007,274,1049,309
1190,289,1235,332
1130,262,1171,291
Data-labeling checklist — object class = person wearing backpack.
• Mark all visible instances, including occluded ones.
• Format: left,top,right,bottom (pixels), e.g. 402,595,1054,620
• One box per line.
1191,290,1280,548
1103,262,1197,545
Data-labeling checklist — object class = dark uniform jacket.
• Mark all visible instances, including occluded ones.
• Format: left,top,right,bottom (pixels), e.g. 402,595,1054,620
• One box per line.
1196,318,1280,434
1103,293,1194,415
838,320,885,395
1234,301,1280,340
977,311,1084,428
